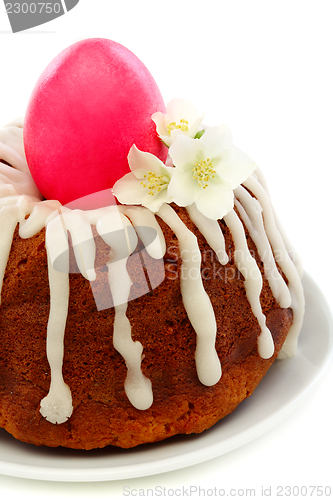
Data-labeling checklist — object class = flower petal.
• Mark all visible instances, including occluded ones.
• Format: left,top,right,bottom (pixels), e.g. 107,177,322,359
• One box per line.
151,111,168,137
168,168,201,206
141,189,171,212
153,98,204,146
215,148,256,188
188,117,205,138
156,134,173,148
166,98,202,124
169,135,203,171
199,124,233,157
195,185,235,220
113,173,146,205
128,145,172,178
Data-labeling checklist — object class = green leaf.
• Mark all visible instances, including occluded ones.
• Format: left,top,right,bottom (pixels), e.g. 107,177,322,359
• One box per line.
194,129,205,139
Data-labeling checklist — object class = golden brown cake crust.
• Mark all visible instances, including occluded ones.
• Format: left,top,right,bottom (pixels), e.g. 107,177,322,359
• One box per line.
0,206,293,449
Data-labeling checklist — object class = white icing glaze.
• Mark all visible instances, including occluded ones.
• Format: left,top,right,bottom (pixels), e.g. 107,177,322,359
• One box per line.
38,214,73,424
19,200,62,239
234,185,291,308
252,167,303,277
0,119,29,173
0,119,42,199
0,161,42,201
0,196,36,303
45,213,70,274
186,203,229,265
0,205,23,303
0,122,305,422
97,211,153,410
224,209,275,359
157,203,222,386
62,210,96,281
121,206,166,260
243,174,305,358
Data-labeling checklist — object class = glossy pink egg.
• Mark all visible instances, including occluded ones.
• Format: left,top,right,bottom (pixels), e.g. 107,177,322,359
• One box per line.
24,38,167,205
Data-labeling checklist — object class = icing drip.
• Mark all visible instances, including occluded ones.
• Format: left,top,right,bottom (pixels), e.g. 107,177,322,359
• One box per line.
0,119,42,200
97,211,153,410
0,119,29,173
45,212,70,274
234,186,291,308
0,161,42,201
224,209,275,359
39,219,73,424
62,210,96,281
252,167,303,277
121,206,166,260
0,205,23,302
0,195,36,302
19,200,62,239
157,203,222,386
242,174,305,358
120,206,167,294
186,203,229,265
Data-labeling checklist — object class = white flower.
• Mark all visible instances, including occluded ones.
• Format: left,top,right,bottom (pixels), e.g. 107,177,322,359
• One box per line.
152,98,204,147
168,125,256,220
113,145,174,212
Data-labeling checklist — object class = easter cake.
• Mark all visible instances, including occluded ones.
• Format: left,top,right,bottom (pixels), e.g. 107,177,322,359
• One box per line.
0,38,304,450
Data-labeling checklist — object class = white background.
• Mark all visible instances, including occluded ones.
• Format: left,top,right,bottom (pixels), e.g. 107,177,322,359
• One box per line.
0,0,332,498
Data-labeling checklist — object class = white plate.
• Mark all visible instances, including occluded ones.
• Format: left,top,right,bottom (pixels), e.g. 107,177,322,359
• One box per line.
0,271,332,482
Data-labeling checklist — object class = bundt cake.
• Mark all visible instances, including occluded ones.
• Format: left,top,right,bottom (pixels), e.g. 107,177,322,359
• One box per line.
0,38,304,450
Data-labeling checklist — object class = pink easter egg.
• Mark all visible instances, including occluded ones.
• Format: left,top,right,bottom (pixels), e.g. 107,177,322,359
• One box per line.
24,38,167,205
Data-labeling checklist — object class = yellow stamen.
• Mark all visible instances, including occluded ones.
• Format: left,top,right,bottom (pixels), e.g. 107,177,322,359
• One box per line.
192,158,216,189
140,171,169,196
167,118,189,134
